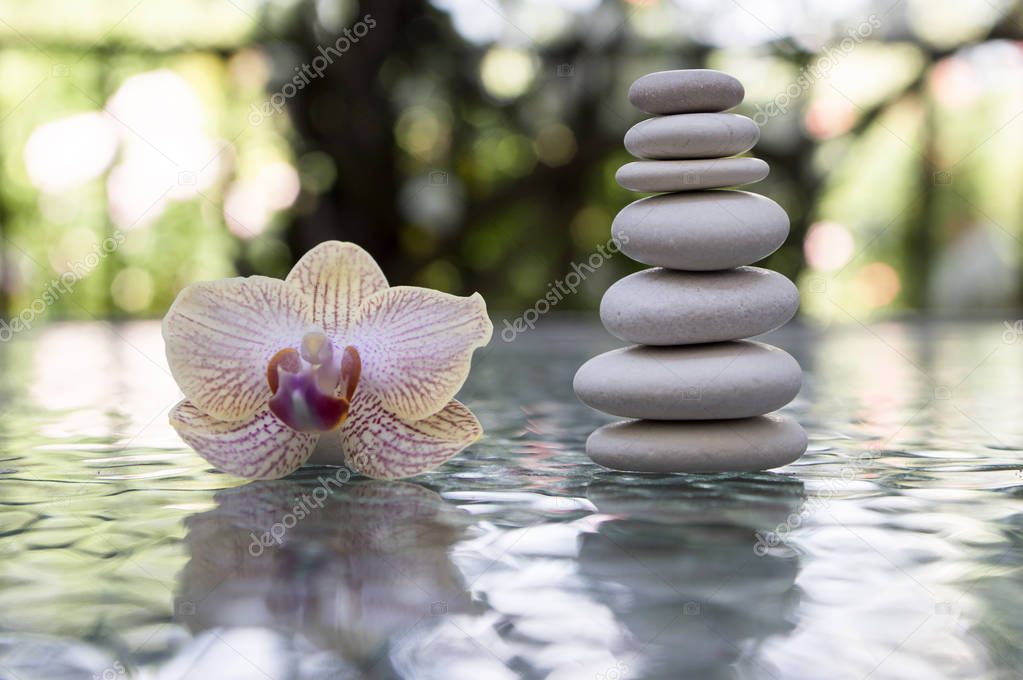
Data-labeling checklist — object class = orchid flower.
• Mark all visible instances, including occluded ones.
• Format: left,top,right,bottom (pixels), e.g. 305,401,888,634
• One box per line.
163,241,492,480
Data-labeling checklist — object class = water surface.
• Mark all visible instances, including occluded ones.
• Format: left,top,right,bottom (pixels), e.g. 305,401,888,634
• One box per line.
1,319,1021,679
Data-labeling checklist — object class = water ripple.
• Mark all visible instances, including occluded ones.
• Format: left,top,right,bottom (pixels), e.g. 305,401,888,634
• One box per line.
0,320,1020,679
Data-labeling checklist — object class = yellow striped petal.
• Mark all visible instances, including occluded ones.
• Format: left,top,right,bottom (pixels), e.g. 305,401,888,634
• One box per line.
351,287,492,421
170,400,319,479
163,276,310,421
285,241,389,340
339,391,483,479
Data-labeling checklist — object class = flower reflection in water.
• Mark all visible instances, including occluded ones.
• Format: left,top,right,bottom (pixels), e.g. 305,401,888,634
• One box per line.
169,478,473,678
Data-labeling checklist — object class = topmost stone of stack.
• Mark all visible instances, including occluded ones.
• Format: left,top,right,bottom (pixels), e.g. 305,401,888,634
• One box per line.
628,69,744,115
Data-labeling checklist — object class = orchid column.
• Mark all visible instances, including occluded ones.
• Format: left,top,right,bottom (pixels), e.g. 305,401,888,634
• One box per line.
574,70,807,473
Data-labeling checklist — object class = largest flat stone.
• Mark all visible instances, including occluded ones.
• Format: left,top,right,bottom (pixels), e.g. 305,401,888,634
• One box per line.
624,114,759,160
586,415,807,473
600,267,799,345
573,341,802,420
628,69,744,115
611,191,789,270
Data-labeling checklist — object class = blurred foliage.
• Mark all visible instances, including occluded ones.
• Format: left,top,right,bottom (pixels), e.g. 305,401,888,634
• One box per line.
1,0,1023,326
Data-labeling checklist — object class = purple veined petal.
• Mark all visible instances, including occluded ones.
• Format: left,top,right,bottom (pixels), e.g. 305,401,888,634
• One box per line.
285,241,389,341
170,400,319,480
163,276,310,421
338,390,483,480
351,286,493,421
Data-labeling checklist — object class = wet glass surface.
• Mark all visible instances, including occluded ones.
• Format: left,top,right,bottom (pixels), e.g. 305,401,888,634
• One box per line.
1,318,1021,679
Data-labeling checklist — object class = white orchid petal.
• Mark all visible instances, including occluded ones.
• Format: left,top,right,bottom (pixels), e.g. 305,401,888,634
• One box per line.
170,400,318,479
163,276,310,420
339,390,482,479
286,241,388,340
352,287,492,421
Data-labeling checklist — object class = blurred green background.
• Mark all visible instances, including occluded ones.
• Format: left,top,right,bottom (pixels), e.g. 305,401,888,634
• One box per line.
1,0,1022,327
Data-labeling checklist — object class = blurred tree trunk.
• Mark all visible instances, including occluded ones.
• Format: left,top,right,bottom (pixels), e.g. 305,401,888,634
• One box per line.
903,87,938,309
281,0,419,277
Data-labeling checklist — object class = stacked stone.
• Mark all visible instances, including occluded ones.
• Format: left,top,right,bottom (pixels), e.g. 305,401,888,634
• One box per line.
573,70,807,473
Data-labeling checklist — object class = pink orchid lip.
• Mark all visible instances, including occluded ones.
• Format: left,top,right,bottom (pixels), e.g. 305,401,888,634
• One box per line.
266,333,361,433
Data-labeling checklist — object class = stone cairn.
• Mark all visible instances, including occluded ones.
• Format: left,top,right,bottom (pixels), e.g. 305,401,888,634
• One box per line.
573,69,807,473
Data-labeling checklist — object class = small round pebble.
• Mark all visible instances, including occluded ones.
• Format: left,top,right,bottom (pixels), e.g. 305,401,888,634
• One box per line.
624,113,759,160
586,415,807,473
600,267,799,346
616,158,768,193
612,190,789,271
628,69,744,115
573,341,802,420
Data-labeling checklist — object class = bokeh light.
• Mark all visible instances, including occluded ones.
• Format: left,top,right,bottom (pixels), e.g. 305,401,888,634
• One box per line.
804,221,855,272
480,47,536,100
23,112,118,193
0,0,1020,324
852,262,901,309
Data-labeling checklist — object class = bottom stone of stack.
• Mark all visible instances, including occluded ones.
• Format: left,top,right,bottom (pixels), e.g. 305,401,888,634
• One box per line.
586,414,806,473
